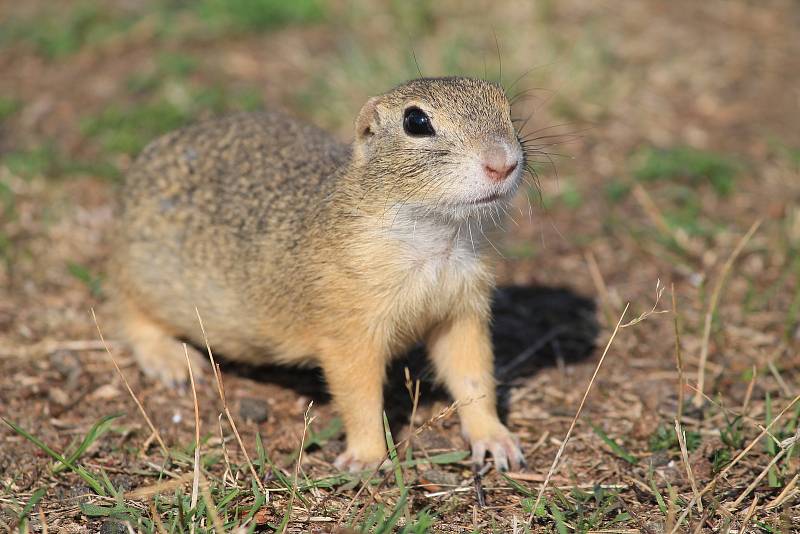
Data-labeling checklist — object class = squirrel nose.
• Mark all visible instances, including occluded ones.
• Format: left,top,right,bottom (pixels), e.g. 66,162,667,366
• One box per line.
481,145,518,182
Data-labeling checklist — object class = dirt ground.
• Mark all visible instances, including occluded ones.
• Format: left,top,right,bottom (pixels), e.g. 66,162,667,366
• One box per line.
1,0,800,532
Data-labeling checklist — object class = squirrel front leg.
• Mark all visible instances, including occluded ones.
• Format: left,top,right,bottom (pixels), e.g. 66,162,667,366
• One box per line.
318,336,389,472
427,313,525,471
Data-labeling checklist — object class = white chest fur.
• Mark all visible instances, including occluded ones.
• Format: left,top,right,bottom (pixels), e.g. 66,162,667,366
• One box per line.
371,206,489,324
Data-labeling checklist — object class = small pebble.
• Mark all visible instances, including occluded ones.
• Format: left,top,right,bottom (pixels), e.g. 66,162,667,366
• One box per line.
99,519,129,534
239,397,270,423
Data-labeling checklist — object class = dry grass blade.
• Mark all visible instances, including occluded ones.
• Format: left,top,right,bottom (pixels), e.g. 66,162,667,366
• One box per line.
742,364,757,414
767,356,793,397
185,343,201,533
632,183,698,256
694,219,762,406
620,279,667,328
91,308,168,457
741,494,758,530
38,509,47,534
127,473,194,500
585,249,616,326
150,502,168,534
528,303,629,524
672,285,686,421
195,307,265,493
765,472,798,509
218,414,236,487
675,419,702,512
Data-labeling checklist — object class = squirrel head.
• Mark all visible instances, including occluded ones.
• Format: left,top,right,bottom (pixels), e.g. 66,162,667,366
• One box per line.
352,77,524,220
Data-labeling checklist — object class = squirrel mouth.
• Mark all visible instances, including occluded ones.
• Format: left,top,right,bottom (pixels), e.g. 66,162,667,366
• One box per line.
470,193,502,205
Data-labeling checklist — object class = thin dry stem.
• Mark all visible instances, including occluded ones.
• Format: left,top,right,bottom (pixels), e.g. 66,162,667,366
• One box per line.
742,364,757,414
218,414,236,487
150,503,168,534
741,495,758,530
672,285,685,421
632,183,698,256
694,219,762,406
126,473,194,500
38,509,47,534
675,419,702,512
91,308,168,457
528,303,630,524
765,473,798,509
281,402,314,534
585,249,616,326
195,307,265,493
185,343,201,533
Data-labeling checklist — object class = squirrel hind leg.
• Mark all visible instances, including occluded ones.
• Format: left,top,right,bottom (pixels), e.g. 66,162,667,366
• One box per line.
115,297,207,388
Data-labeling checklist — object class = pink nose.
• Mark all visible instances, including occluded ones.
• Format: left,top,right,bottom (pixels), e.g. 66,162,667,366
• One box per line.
482,145,518,182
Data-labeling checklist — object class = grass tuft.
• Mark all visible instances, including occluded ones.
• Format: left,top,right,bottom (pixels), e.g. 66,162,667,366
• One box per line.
633,145,740,197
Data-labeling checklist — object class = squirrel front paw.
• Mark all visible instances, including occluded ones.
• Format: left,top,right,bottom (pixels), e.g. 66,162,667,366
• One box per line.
334,445,390,473
466,422,526,472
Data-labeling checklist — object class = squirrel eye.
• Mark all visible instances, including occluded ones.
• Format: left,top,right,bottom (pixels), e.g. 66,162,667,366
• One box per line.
403,107,435,137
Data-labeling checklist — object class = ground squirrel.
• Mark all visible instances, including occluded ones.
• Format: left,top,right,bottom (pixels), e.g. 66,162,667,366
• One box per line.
110,76,527,471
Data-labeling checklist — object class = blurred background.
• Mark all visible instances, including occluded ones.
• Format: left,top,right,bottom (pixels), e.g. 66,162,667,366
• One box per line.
1,0,798,314
1,0,800,530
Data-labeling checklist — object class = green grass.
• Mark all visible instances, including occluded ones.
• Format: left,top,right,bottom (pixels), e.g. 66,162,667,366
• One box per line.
1,0,326,60
0,97,20,122
81,100,192,156
67,262,104,297
591,423,638,465
0,3,135,59
82,82,263,157
648,423,701,453
2,144,121,181
633,145,741,197
195,0,326,33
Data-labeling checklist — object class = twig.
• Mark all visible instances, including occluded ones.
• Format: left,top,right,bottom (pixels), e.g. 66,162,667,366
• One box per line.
195,307,265,493
185,344,201,534
91,308,168,457
528,303,629,524
694,219,762,406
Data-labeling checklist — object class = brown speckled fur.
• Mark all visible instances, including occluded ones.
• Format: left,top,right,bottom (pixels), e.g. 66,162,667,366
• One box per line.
109,77,526,470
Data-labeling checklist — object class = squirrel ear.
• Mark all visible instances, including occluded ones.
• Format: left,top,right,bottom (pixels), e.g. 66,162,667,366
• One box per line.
355,97,380,140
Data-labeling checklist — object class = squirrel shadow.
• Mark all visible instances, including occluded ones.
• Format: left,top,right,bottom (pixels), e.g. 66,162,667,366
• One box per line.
222,285,599,429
